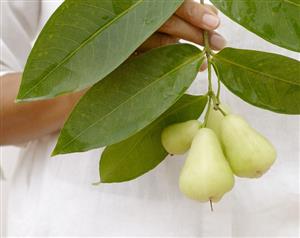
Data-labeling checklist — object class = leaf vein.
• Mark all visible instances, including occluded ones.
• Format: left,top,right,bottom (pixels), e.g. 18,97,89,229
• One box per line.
59,54,201,151
20,0,144,98
102,96,206,179
215,54,300,86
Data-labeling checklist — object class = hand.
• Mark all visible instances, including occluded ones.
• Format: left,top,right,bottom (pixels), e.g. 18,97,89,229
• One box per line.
138,0,226,53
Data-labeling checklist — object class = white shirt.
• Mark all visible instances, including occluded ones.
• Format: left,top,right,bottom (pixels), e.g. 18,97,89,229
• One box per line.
1,1,299,236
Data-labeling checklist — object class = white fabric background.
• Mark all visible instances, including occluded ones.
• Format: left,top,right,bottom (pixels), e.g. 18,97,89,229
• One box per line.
1,0,299,237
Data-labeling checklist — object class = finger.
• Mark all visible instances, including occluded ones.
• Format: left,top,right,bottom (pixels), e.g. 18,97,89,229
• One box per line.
159,15,204,46
183,0,219,15
209,31,226,51
138,33,179,52
176,1,220,30
159,15,226,50
205,4,218,15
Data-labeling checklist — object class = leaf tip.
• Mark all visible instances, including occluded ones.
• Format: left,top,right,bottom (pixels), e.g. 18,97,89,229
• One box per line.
15,92,26,103
92,181,102,186
51,147,60,157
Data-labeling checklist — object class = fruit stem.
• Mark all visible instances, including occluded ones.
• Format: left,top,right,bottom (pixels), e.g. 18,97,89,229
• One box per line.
200,0,215,126
216,106,227,116
216,77,221,104
209,199,214,212
211,92,227,116
210,61,221,104
200,0,226,120
203,97,211,127
202,30,212,94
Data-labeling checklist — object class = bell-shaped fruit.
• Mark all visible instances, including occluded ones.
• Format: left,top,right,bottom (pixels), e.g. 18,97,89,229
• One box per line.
206,104,230,138
179,128,234,202
220,114,276,178
161,120,201,155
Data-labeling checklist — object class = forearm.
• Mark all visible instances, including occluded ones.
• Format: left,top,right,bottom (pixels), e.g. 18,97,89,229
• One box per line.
0,73,84,145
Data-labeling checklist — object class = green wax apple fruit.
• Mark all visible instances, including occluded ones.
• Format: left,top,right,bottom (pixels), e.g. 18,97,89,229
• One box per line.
161,120,201,155
220,114,276,178
179,128,234,202
206,104,230,138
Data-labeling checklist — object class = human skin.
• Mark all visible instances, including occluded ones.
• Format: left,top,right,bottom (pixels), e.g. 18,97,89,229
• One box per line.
0,0,225,145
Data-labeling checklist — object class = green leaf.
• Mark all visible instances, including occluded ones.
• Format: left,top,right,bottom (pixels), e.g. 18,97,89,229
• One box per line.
100,94,207,183
211,0,300,52
212,47,300,114
17,0,184,101
52,44,203,155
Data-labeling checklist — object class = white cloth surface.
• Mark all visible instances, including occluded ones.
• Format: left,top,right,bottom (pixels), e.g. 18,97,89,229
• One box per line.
1,0,300,237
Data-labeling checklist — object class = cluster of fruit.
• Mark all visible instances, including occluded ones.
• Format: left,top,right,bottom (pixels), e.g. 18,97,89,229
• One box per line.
161,105,276,207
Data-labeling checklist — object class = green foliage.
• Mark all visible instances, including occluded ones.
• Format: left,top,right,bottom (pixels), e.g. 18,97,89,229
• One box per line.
211,0,300,52
17,0,183,101
213,48,300,114
100,94,207,183
52,44,203,155
15,0,300,184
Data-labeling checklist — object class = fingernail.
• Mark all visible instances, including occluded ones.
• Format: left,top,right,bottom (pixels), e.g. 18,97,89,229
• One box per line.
210,34,226,50
202,14,220,28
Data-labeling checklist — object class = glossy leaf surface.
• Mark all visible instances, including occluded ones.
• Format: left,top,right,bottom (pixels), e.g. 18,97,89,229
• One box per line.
213,48,300,114
17,0,183,101
211,0,300,52
52,44,203,155
100,94,208,183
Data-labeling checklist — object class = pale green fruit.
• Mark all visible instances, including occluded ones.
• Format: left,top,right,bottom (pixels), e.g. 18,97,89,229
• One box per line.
220,114,276,178
206,104,230,138
179,128,234,202
161,120,201,155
